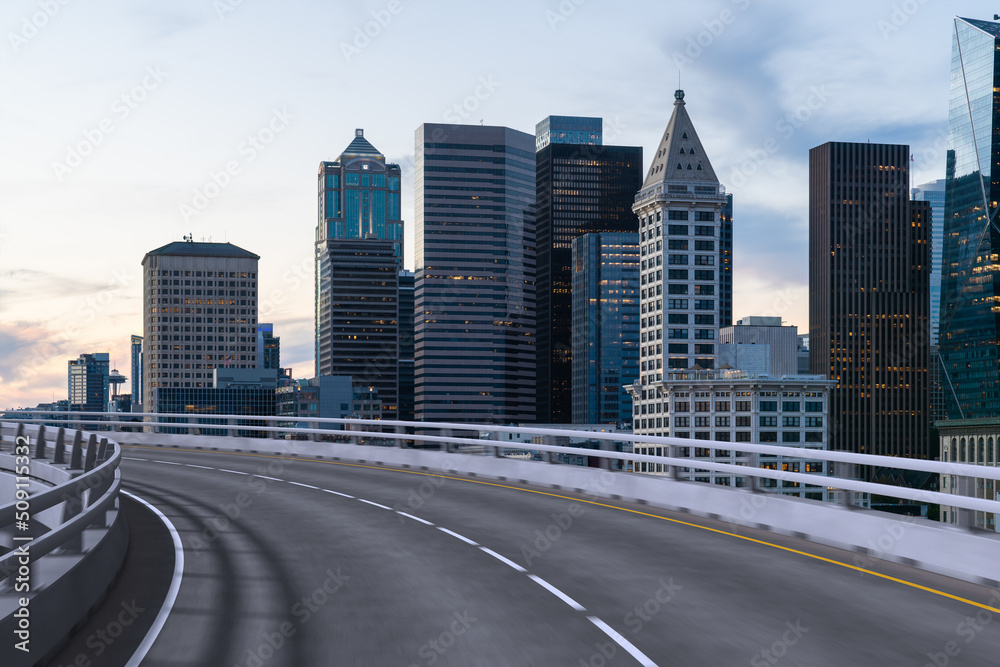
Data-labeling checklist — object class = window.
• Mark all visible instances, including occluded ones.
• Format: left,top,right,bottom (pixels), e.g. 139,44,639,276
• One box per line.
695,401,710,412
716,401,730,412
668,269,689,280
668,240,688,250
668,210,689,220
760,432,778,442
674,416,690,427
805,401,823,412
805,416,823,427
667,299,688,309
668,329,688,339
760,401,777,411
694,314,714,325
714,432,731,442
694,255,715,266
760,416,777,427
694,329,714,339
668,284,689,295
735,432,751,442
695,416,710,427
805,462,823,473
805,432,823,443
695,211,715,221
782,432,801,443
668,224,688,235
694,270,714,281
694,285,714,295
735,401,751,412
668,314,689,324
695,344,714,354
694,299,714,310
695,225,713,236
782,416,800,427
695,240,715,251
782,401,800,412
716,416,730,427
735,416,751,427
668,255,688,265
674,402,690,412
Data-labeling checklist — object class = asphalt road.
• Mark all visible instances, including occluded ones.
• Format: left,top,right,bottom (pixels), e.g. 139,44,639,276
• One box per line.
53,444,1000,667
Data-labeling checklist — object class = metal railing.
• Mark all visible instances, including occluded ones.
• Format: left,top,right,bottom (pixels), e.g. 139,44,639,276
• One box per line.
3,411,998,520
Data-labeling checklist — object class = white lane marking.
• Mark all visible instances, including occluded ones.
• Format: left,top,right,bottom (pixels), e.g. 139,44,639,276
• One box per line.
121,491,185,667
528,575,587,611
436,527,478,546
323,489,354,498
184,464,214,470
397,511,434,526
478,547,526,572
254,475,282,481
153,460,182,465
587,616,659,667
290,481,319,490
358,498,392,510
123,457,147,461
218,469,248,475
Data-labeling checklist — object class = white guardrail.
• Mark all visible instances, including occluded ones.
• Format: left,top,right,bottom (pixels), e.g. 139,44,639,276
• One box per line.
2,411,999,589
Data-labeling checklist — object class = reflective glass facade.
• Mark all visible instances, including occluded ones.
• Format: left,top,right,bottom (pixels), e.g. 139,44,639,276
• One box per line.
571,232,639,425
535,129,642,423
941,17,1000,420
68,352,109,412
535,115,602,151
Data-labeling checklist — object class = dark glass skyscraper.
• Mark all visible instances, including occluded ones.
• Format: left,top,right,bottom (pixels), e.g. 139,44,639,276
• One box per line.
940,17,1000,420
414,123,536,424
534,116,642,423
130,335,143,408
809,141,930,460
398,270,415,422
68,352,110,412
571,232,639,425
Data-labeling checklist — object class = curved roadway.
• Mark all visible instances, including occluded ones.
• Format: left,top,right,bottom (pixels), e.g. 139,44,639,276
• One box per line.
50,444,1000,666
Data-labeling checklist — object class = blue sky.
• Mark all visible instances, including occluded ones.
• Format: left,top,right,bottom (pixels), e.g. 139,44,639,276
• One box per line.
0,0,979,408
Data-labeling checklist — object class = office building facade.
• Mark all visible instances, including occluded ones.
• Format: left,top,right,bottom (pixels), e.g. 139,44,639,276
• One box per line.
939,417,998,531
940,17,1000,420
316,238,399,418
141,241,260,414
571,232,640,425
68,352,110,412
719,316,798,376
809,142,930,460
628,370,835,500
631,90,732,442
257,323,280,369
535,115,642,423
414,123,536,423
398,270,415,422
130,335,143,408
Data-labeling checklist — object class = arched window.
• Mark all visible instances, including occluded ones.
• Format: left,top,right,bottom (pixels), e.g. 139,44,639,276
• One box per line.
979,437,986,464
988,438,994,463
960,438,967,461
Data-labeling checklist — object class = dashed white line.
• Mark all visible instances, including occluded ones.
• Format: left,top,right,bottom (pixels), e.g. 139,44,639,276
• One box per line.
218,469,248,475
290,481,319,490
358,499,392,510
478,547,526,572
123,457,147,461
153,460,182,465
184,464,214,470
397,511,434,526
323,489,354,498
587,616,659,667
437,527,478,546
528,575,587,612
255,475,282,481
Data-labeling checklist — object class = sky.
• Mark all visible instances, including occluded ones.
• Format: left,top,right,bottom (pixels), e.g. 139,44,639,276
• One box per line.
0,0,983,409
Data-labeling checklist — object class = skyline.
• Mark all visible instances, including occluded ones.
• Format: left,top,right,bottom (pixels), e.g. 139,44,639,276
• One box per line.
0,0,978,408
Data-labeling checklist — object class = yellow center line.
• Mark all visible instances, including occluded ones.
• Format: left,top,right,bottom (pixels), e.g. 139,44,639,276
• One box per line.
126,444,1000,614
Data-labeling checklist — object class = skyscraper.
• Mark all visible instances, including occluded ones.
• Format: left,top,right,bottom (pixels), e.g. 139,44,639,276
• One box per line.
809,141,930,460
534,115,642,423
315,129,404,418
571,232,639,425
414,123,536,424
68,352,109,412
141,240,260,413
940,17,1000,420
912,179,947,423
398,270,415,422
316,238,399,418
631,90,732,441
130,334,143,408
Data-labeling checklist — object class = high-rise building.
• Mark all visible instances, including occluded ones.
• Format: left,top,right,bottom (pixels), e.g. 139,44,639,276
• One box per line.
398,270,415,422
130,335,143,408
631,90,732,441
535,115,642,423
414,123,536,424
719,316,798,376
68,352,110,412
316,238,399,418
257,323,280,369
141,240,260,414
571,232,640,425
911,180,946,345
940,17,1000,420
809,142,930,460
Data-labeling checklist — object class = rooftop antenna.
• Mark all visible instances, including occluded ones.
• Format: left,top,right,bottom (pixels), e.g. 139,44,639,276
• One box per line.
183,233,194,243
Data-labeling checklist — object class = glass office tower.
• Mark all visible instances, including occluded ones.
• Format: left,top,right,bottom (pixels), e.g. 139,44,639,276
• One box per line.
535,116,642,423
130,335,143,408
68,352,110,412
571,232,639,425
414,123,536,424
940,17,1000,420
